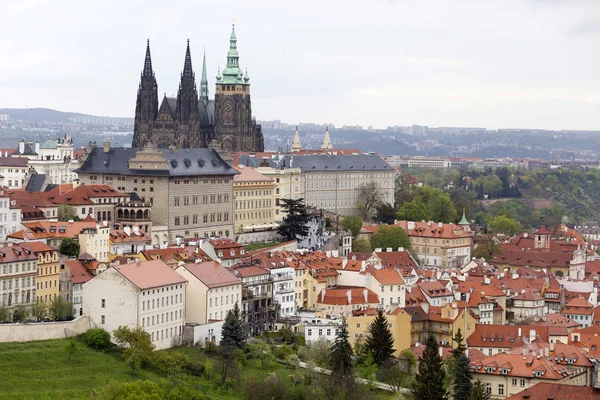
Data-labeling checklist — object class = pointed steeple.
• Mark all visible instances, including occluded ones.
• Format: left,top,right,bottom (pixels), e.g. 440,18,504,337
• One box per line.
291,126,302,152
182,39,194,77
321,127,333,151
221,22,245,85
142,39,154,77
200,49,209,103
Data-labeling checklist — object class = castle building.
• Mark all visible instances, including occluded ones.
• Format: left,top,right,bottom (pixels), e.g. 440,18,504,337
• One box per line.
132,25,264,152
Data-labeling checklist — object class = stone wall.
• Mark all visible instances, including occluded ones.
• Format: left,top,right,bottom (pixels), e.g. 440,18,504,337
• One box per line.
0,315,90,343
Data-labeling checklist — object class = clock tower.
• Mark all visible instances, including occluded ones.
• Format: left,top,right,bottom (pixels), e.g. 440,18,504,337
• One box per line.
214,24,263,152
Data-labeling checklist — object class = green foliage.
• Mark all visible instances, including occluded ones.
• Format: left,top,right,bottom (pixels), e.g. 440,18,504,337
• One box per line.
397,197,429,222
245,373,290,400
357,181,384,220
66,337,79,360
83,328,112,350
329,318,353,376
341,214,363,237
277,198,311,241
152,351,190,376
49,296,74,321
220,302,246,350
365,310,395,367
488,214,521,235
247,341,275,369
414,335,447,400
31,301,48,321
94,380,163,400
473,235,502,260
57,204,78,222
453,355,473,400
0,306,8,322
59,237,80,258
469,380,490,400
371,225,411,251
374,203,397,224
113,326,155,373
297,337,331,368
352,238,372,253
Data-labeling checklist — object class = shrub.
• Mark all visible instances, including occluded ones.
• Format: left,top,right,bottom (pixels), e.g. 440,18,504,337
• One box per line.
82,328,111,350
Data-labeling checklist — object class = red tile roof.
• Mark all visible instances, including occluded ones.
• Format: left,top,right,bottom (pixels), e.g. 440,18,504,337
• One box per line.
472,353,577,380
395,220,472,239
179,261,240,288
233,166,273,184
112,259,187,290
317,286,379,306
232,265,270,278
0,243,39,263
44,184,126,205
505,382,600,399
561,297,593,315
65,260,93,284
417,280,452,298
467,325,550,348
513,289,544,301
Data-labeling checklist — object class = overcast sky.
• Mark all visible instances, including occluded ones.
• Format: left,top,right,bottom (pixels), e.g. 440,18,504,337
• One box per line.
1,0,600,130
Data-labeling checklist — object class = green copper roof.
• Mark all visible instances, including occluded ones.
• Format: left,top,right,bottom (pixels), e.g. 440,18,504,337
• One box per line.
220,24,248,85
459,211,469,225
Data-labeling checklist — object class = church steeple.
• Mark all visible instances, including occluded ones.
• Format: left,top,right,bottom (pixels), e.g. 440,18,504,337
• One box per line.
221,23,245,85
291,127,302,152
200,49,209,103
142,39,154,77
321,127,333,151
182,39,194,78
227,24,238,68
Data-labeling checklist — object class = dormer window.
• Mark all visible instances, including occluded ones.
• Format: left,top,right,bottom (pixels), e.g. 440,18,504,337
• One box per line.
533,370,545,377
500,368,510,375
218,252,223,257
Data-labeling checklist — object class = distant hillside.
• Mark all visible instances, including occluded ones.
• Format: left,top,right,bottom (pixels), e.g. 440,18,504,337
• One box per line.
0,108,89,123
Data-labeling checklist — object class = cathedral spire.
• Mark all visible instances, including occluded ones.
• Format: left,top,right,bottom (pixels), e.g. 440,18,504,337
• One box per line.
227,23,239,69
291,127,302,152
182,39,194,77
200,49,209,103
142,39,153,77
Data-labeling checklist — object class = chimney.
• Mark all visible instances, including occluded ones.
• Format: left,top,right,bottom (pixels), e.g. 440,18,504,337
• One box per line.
398,247,404,252
438,222,443,228
544,347,549,357
363,289,368,303
518,327,522,337
439,347,443,357
375,248,382,253
103,142,111,153
522,347,527,356
321,289,326,303
386,247,392,252
123,226,131,236
529,329,536,343
34,141,40,154
346,290,352,304
550,341,555,352
407,221,415,230
18,140,24,154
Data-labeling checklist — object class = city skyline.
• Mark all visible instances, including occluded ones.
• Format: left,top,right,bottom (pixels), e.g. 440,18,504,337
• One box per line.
1,0,600,130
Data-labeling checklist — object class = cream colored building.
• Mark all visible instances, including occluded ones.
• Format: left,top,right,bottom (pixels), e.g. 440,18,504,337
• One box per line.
0,243,38,321
83,259,187,350
15,138,79,185
175,261,242,324
233,166,276,234
255,164,304,221
76,144,237,245
347,309,412,357
78,224,110,263
292,154,395,216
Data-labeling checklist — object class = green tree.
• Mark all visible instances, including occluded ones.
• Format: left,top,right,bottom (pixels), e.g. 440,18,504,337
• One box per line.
59,238,80,258
473,235,502,260
83,328,112,350
31,301,48,321
371,225,411,251
414,335,447,400
357,181,384,220
453,355,473,400
352,238,372,253
247,341,275,369
113,326,155,373
340,215,363,237
397,197,429,222
365,310,395,367
277,198,311,241
57,204,78,221
0,306,8,322
329,318,353,376
66,337,79,360
469,380,490,400
152,351,190,376
49,296,74,321
374,202,397,224
220,302,246,350
488,215,521,236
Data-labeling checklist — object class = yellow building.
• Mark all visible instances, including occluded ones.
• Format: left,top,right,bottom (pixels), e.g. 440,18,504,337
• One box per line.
29,242,61,304
346,309,412,357
233,166,276,235
407,303,477,347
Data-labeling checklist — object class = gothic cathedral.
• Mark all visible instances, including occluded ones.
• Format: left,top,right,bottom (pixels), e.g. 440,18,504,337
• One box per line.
132,25,264,152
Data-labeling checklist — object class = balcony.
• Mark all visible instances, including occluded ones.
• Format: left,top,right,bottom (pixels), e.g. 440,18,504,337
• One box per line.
243,289,271,300
273,274,293,282
275,286,294,294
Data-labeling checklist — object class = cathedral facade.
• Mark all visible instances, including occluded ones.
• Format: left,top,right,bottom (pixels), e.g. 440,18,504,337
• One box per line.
132,25,264,152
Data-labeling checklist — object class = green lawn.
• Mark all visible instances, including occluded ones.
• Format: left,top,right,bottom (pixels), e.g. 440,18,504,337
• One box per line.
242,242,281,251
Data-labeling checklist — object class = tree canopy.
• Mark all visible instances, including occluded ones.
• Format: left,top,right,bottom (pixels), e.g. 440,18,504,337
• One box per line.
340,215,363,236
277,198,311,241
220,302,246,350
371,225,411,251
365,310,395,366
329,318,353,377
59,238,80,258
488,214,521,236
414,335,447,400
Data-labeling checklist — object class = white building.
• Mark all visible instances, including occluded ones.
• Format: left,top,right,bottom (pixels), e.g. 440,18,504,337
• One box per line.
66,260,92,317
14,138,79,185
0,191,21,242
270,266,296,317
83,259,187,350
304,318,342,344
175,261,242,324
0,157,28,188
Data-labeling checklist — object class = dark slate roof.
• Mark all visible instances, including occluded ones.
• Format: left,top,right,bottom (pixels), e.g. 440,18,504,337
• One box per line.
14,142,37,156
199,100,215,125
25,174,46,192
289,154,393,172
166,97,177,119
76,147,238,177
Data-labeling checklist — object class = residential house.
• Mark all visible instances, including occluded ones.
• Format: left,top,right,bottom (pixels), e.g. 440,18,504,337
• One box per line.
561,297,594,328
83,259,187,350
0,243,38,321
505,383,600,400
417,280,454,306
109,227,151,256
509,289,545,322
66,259,92,316
231,264,276,336
406,302,477,347
347,308,412,356
201,239,246,268
175,261,242,324
26,241,61,304
315,286,379,319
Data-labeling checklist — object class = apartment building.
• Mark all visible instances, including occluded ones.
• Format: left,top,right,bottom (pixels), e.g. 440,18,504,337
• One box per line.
0,157,28,188
175,261,242,324
0,190,20,242
83,259,187,350
25,241,61,304
233,166,276,236
76,143,237,244
231,264,276,336
15,138,79,185
66,259,92,317
0,243,38,321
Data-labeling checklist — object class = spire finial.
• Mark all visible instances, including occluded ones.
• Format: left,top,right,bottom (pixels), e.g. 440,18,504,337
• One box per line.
200,49,209,103
142,39,153,77
182,40,193,77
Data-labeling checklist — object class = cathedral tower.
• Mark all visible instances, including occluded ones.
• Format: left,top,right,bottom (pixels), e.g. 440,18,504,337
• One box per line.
132,40,159,148
214,24,264,152
175,40,201,147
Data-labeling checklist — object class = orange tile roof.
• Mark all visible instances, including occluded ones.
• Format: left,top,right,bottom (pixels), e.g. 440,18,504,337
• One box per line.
112,259,187,290
233,166,273,184
395,220,472,239
10,220,104,241
417,280,452,298
65,260,93,284
232,265,270,278
180,261,240,288
467,325,550,348
513,289,544,301
0,243,39,263
363,266,405,285
109,229,151,244
561,297,593,315
506,342,592,368
505,382,600,400
472,353,576,380
44,183,126,205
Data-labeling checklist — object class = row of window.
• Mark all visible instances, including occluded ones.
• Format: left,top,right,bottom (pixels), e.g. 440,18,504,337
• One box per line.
174,212,231,226
2,276,35,290
209,293,239,307
150,325,182,342
307,328,338,336
141,310,183,327
139,293,183,311
174,178,230,185
236,211,272,220
235,199,272,209
1,262,35,275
